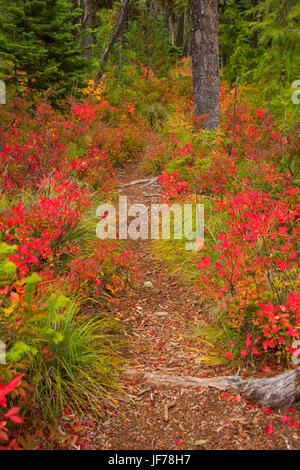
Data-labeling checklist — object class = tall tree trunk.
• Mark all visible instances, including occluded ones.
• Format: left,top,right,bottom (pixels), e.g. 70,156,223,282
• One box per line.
169,13,175,46
183,6,191,57
190,0,220,130
80,0,93,59
146,0,153,16
176,9,185,49
145,0,152,79
164,3,175,45
95,0,131,85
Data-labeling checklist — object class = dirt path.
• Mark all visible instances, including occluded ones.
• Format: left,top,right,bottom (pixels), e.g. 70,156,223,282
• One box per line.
92,164,300,451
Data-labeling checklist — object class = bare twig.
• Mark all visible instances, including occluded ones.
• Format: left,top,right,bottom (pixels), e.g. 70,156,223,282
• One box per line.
164,400,176,422
27,168,55,208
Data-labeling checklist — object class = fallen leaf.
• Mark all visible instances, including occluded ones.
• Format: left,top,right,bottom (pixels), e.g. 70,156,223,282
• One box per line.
194,439,207,446
265,424,274,436
144,281,153,288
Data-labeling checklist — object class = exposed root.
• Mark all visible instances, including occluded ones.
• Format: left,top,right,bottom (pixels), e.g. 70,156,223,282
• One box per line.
119,177,159,188
126,370,243,391
127,367,300,409
241,368,300,409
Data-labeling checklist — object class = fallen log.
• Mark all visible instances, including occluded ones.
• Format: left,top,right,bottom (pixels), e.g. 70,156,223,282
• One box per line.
119,177,159,188
241,368,300,409
126,367,300,409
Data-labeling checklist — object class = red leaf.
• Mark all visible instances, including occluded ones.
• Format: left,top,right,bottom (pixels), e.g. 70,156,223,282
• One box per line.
0,396,7,407
281,415,291,425
265,424,274,436
0,374,25,397
8,415,24,424
233,394,242,402
264,407,273,415
0,430,9,441
4,407,20,418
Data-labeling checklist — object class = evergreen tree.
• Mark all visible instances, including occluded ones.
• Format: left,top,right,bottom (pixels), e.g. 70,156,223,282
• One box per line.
0,0,91,97
216,0,300,116
252,0,300,109
125,0,172,78
219,0,255,85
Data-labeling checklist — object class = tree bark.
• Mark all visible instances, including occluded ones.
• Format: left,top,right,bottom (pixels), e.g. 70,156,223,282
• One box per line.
176,9,185,49
95,0,131,84
183,6,191,57
80,0,93,59
190,0,220,130
241,368,300,409
163,2,175,45
146,0,153,17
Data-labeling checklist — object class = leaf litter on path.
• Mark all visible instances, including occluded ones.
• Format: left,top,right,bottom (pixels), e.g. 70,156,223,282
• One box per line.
91,164,300,451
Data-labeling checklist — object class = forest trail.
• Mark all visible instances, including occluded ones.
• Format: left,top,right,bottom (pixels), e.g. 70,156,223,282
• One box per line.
92,164,299,451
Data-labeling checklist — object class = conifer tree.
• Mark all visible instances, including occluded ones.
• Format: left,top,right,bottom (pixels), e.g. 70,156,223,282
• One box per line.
252,0,300,107
126,0,172,77
219,0,255,85
0,0,91,97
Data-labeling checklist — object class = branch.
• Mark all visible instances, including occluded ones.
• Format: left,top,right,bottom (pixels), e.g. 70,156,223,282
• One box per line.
94,0,131,85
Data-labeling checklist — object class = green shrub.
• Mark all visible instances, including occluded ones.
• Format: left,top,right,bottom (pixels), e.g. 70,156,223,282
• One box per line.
0,244,124,422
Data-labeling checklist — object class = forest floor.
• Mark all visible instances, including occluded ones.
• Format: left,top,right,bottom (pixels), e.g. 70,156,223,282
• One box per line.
90,163,300,451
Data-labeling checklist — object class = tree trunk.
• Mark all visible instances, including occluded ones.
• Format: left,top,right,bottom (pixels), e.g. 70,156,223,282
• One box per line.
169,13,175,46
183,6,191,57
164,3,175,45
95,0,131,84
176,9,185,49
163,2,170,35
190,0,220,130
146,0,153,17
80,0,93,59
127,367,300,410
